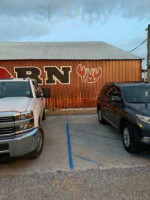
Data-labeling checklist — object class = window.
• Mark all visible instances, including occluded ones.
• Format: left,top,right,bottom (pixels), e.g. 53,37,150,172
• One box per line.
101,84,113,96
123,85,150,103
32,81,43,98
32,81,38,90
108,87,121,97
0,81,32,98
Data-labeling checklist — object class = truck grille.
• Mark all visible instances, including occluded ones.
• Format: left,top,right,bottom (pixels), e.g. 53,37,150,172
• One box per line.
0,112,17,138
0,127,15,135
0,116,14,123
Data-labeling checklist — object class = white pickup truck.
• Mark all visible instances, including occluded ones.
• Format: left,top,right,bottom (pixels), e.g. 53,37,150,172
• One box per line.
0,78,50,159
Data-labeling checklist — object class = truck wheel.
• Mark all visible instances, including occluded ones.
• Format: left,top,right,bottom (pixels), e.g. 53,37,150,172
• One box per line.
122,122,138,153
30,127,44,159
42,109,46,120
98,107,105,124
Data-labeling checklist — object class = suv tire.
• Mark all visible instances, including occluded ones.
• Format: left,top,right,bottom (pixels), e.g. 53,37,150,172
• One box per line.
122,122,138,153
30,127,44,159
98,107,106,124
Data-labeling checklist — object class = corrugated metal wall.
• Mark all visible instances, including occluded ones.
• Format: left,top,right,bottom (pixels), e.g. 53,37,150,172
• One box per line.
0,60,142,109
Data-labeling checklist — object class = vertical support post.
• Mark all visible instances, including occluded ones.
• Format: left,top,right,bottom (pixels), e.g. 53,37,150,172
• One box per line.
147,24,150,81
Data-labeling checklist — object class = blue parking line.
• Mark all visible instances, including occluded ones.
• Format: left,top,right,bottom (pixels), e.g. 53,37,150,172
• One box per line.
70,127,121,141
73,154,98,164
66,122,74,171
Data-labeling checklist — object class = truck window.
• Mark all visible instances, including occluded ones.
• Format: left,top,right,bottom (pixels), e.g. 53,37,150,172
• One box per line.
32,81,43,97
0,81,33,98
32,81,38,89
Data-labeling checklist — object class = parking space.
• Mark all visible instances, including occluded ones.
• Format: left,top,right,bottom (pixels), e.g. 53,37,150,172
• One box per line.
69,115,150,170
0,116,69,175
1,113,150,175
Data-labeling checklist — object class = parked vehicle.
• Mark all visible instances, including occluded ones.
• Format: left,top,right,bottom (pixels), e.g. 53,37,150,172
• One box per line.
0,78,50,159
97,82,150,153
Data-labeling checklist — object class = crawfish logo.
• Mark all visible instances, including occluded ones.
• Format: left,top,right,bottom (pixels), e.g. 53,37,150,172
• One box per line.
76,64,102,83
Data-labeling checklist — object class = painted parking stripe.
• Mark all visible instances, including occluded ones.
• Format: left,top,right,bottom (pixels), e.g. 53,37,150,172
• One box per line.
73,154,98,164
66,122,74,171
70,128,121,141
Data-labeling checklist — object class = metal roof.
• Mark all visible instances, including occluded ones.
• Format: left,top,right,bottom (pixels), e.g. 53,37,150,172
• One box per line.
0,42,141,61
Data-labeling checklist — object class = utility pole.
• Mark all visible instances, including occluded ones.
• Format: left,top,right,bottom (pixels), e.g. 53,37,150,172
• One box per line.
147,24,150,81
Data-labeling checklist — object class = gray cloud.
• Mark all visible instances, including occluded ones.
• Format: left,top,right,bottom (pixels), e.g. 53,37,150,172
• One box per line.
0,0,150,41
0,15,50,41
1,0,150,20
120,0,150,19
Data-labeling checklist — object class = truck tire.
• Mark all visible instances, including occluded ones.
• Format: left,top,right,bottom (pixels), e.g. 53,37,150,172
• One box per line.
30,127,44,159
98,107,106,124
122,122,138,153
42,109,46,120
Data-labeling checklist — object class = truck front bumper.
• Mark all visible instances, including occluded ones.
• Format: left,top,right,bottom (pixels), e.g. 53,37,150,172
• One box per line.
0,128,39,157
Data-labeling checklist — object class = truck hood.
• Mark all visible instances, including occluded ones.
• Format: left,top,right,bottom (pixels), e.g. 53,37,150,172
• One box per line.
0,97,33,113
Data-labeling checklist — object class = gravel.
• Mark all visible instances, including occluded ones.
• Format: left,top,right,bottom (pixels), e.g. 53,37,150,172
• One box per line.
1,166,150,200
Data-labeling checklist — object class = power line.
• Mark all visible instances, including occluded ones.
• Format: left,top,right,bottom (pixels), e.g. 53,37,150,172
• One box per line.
129,39,147,52
115,20,149,46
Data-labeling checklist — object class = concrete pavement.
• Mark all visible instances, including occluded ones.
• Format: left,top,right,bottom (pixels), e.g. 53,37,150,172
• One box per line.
0,114,150,174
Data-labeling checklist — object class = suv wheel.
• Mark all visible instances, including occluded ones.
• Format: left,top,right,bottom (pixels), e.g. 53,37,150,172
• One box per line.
122,122,138,153
98,107,105,124
30,127,44,159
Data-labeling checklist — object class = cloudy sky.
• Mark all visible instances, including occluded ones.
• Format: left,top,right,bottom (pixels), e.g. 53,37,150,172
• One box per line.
0,0,150,68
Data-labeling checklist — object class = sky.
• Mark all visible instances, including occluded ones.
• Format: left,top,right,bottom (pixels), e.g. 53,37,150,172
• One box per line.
0,0,150,69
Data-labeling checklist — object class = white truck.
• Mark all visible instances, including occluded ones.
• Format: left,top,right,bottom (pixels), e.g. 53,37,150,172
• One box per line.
0,78,50,159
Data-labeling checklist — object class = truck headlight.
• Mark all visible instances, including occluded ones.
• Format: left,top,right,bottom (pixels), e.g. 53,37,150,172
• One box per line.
20,111,33,120
15,111,33,121
136,114,150,124
15,111,34,134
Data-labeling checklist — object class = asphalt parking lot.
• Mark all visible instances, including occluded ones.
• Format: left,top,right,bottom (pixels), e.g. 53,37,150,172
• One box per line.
1,112,150,175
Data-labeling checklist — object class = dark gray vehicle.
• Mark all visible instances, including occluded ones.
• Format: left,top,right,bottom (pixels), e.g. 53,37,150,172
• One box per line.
97,82,150,153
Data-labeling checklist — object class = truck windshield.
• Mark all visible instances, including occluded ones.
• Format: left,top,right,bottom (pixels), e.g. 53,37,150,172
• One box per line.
0,81,33,98
123,85,150,103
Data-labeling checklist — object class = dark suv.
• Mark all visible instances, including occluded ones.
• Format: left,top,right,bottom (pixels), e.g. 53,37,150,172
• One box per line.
97,82,150,153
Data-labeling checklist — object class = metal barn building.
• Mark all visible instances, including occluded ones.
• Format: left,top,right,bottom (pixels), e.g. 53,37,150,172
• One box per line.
0,42,142,109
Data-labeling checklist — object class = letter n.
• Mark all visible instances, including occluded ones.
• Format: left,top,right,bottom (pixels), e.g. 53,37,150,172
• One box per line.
45,66,72,85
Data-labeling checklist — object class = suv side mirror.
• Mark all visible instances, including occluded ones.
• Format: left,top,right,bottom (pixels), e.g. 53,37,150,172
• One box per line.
111,96,121,103
43,88,51,98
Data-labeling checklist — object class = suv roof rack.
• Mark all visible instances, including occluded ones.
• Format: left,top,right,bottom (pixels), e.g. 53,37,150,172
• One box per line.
117,81,148,84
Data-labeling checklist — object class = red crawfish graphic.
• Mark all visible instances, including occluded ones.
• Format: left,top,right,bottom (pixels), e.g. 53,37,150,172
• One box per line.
0,67,13,79
76,64,102,83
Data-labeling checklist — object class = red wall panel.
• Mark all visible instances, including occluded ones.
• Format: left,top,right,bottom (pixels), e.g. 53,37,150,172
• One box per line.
0,60,142,109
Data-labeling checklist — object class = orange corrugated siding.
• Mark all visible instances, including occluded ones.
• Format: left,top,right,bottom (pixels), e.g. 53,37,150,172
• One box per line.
0,60,142,109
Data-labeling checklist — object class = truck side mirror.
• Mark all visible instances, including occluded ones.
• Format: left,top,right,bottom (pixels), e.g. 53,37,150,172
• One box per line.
36,92,43,98
43,88,51,98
